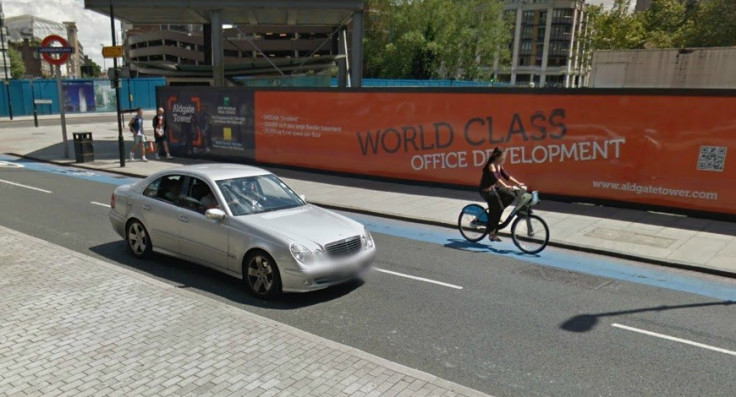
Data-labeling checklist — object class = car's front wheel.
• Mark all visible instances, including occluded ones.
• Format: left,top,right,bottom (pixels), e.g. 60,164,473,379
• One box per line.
243,251,282,300
126,219,153,259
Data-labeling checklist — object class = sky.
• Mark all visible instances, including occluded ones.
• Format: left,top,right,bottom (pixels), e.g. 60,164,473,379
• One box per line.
3,0,121,69
1,0,631,70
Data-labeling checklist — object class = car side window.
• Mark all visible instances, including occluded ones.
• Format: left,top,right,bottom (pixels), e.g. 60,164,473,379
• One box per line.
148,175,184,205
184,177,218,214
142,179,160,198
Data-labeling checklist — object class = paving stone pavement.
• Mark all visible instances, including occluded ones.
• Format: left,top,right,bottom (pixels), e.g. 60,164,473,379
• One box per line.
0,226,488,397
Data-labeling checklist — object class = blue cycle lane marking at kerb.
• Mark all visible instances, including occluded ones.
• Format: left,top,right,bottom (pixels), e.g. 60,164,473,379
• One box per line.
0,155,139,186
341,211,736,301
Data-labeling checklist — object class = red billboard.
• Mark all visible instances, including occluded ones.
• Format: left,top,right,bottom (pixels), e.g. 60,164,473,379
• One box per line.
254,90,735,215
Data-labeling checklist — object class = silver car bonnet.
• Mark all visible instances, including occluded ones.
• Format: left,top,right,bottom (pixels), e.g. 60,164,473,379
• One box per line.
232,204,363,248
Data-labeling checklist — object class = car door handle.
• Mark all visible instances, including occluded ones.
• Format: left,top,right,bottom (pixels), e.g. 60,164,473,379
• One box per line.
179,214,189,223
142,204,151,211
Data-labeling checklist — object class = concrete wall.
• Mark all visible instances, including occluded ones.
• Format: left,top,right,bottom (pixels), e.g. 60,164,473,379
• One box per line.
590,47,736,89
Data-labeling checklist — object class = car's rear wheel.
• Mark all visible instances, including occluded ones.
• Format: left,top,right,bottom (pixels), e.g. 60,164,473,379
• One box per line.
243,251,282,300
126,219,153,259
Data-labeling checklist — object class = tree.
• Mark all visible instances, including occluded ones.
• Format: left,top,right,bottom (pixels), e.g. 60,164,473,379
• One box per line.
588,0,646,50
363,0,510,80
683,0,736,47
641,0,690,48
81,56,102,77
8,47,25,79
588,0,736,51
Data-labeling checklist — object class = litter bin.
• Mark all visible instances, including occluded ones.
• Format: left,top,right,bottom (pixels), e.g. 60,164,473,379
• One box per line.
73,132,94,163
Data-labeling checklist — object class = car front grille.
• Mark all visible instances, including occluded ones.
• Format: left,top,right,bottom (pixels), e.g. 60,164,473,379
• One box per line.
325,236,361,258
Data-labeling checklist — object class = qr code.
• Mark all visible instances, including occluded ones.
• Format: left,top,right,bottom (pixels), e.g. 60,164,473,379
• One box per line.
697,146,727,172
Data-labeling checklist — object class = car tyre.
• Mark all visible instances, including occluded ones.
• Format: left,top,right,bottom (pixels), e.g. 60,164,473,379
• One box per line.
243,251,282,300
126,219,153,259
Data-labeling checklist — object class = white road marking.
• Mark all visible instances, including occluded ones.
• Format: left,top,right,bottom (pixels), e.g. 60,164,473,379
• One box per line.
612,323,736,357
91,201,111,208
0,178,52,193
373,268,463,290
0,160,24,168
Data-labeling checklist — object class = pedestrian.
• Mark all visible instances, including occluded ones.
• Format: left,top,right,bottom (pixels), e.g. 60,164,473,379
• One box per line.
152,107,172,160
128,108,148,162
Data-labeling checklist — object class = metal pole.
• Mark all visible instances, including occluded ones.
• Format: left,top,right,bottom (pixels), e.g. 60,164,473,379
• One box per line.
55,64,69,158
110,0,125,167
30,77,38,127
210,10,224,87
127,77,131,109
350,10,363,88
0,10,14,120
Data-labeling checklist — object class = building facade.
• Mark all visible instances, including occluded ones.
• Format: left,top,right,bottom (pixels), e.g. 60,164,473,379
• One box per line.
122,23,339,78
4,15,85,77
498,0,591,87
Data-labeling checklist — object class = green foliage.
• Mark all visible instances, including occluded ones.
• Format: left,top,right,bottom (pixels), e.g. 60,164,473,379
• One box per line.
8,47,25,79
588,0,646,50
683,0,736,47
364,0,510,80
81,56,102,78
641,0,690,48
589,0,736,50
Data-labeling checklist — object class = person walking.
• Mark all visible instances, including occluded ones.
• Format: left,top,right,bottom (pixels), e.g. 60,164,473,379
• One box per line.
152,107,172,160
128,108,148,162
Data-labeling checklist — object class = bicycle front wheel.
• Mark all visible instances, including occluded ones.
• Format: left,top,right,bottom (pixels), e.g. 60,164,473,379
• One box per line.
458,204,488,242
511,214,550,254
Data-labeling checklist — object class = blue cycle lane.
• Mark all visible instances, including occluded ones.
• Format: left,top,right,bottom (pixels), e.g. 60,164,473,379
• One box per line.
2,154,735,302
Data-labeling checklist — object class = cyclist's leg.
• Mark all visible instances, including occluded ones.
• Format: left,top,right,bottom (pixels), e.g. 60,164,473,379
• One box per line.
499,189,516,208
483,189,504,238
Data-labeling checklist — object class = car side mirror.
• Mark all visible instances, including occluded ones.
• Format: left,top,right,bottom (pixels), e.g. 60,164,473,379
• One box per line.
299,194,306,202
205,208,226,221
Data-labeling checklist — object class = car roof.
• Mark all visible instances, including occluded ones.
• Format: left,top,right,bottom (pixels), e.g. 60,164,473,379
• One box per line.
160,163,272,181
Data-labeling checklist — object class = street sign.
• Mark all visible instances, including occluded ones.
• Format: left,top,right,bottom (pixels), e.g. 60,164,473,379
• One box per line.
38,47,74,54
102,45,124,58
39,35,71,66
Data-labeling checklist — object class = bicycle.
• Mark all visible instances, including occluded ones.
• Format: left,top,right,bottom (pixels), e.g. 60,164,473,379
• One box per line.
457,188,550,254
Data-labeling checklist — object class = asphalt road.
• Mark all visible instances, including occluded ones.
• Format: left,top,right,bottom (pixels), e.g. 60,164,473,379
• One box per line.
1,159,736,396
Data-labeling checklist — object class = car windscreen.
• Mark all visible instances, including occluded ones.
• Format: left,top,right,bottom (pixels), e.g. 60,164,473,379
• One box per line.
216,174,305,216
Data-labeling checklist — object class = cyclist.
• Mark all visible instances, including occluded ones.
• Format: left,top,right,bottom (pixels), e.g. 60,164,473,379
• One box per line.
479,147,525,242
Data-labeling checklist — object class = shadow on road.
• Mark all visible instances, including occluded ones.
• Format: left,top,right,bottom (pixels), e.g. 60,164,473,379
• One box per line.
560,300,736,333
443,238,540,258
89,241,364,310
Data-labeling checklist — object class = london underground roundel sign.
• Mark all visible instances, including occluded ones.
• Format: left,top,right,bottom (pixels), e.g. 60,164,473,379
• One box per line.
40,35,72,66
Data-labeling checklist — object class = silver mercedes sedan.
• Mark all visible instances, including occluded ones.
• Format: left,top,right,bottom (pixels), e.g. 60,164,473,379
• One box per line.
109,164,376,299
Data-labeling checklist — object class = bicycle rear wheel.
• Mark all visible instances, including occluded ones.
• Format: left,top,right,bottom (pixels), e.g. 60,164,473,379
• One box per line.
458,204,488,242
510,214,550,254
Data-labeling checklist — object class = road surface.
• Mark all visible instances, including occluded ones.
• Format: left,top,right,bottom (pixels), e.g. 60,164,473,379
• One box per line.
1,156,735,396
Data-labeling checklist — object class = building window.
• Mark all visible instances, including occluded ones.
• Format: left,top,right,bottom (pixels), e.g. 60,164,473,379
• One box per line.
553,9,574,24
523,10,535,25
522,26,533,39
537,27,546,42
520,41,532,55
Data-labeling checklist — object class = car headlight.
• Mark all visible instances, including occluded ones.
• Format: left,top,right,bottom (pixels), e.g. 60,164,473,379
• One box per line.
362,229,374,249
290,244,313,264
